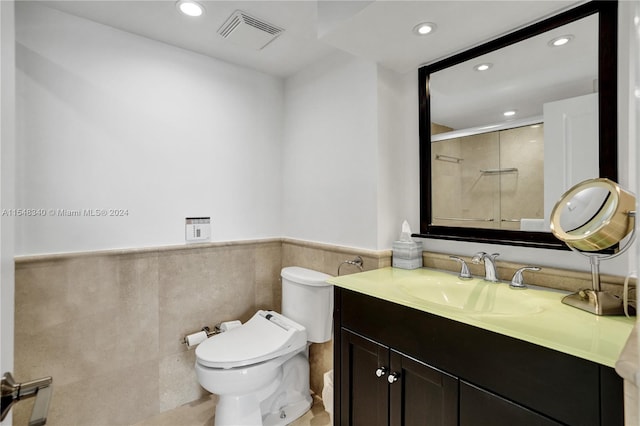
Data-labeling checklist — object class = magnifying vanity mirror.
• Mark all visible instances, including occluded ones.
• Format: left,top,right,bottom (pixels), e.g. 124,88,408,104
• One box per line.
417,1,618,249
550,178,636,316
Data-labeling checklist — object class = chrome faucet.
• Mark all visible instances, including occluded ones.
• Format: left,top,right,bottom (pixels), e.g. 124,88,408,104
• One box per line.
510,266,541,289
449,255,473,280
471,252,500,282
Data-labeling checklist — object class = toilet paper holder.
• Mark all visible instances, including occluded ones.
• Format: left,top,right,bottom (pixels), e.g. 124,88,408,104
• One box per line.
182,325,219,348
182,320,243,348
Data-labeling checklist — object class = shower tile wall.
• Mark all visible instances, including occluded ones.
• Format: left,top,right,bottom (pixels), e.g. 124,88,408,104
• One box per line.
431,125,544,230
13,239,391,426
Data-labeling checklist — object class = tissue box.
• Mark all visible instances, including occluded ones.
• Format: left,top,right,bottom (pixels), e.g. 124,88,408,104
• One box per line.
392,257,423,270
392,240,423,269
392,240,423,259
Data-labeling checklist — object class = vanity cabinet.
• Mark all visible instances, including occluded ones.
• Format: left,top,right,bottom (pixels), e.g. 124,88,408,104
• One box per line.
334,287,624,426
341,329,457,426
458,382,561,426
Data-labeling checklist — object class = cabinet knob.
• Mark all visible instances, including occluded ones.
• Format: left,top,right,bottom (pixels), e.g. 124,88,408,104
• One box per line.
387,372,400,384
375,367,387,378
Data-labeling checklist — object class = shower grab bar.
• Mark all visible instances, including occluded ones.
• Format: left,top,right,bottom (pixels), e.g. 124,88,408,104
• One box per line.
480,168,518,174
435,154,463,163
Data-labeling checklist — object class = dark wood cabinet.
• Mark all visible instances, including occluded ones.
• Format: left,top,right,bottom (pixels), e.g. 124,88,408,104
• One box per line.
340,329,457,426
389,349,458,426
340,330,389,426
459,382,561,426
334,287,624,426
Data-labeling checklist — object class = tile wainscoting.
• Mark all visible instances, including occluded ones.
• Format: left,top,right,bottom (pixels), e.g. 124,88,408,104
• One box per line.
13,241,631,425
13,239,390,426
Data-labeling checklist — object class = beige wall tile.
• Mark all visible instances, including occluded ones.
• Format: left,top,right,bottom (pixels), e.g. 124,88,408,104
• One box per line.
14,240,385,425
117,253,160,366
254,241,282,311
19,240,624,426
14,361,159,426
15,306,122,388
309,341,333,397
159,350,207,412
157,245,256,357
15,255,119,336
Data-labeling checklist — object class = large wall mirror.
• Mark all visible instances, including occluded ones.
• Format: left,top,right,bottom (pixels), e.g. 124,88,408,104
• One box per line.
418,1,618,249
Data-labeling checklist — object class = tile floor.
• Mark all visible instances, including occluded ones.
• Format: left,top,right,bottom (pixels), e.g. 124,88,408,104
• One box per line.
132,395,331,426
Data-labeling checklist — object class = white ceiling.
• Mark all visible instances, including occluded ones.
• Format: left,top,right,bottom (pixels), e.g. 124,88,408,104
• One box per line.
431,12,598,129
32,0,581,78
26,0,592,131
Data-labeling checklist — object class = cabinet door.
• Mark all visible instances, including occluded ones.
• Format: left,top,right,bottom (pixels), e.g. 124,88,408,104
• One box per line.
459,381,562,426
341,329,390,426
389,350,458,426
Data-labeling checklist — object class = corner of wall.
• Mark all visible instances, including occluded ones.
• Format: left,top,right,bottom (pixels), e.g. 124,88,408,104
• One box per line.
375,65,420,249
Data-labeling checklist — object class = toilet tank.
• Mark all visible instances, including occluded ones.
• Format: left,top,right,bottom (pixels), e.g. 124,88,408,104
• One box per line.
281,267,333,343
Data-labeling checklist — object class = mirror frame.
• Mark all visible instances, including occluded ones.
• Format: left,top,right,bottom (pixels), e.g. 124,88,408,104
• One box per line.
417,0,618,250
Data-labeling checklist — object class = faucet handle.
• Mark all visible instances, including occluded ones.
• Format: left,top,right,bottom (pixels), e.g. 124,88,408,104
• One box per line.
471,251,486,263
471,252,499,262
449,256,473,280
510,266,541,289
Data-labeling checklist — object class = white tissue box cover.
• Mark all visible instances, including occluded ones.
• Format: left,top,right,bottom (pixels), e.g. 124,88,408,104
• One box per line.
392,257,423,269
392,240,423,260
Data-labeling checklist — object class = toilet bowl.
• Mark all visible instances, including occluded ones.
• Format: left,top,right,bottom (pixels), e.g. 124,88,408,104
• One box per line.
195,265,333,426
195,311,310,425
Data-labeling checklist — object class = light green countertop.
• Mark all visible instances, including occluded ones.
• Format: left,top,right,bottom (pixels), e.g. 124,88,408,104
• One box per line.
328,266,635,368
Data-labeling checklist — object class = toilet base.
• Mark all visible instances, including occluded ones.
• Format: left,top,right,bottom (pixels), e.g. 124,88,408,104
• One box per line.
262,397,312,426
210,351,312,426
215,393,264,425
260,351,312,425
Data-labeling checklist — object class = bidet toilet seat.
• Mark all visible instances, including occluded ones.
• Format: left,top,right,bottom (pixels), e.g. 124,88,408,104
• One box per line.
195,310,306,369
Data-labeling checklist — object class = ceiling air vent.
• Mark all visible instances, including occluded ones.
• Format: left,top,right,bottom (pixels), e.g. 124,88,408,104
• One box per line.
218,10,284,50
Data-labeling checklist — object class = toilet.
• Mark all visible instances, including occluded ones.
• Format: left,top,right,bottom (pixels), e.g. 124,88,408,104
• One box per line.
195,267,333,426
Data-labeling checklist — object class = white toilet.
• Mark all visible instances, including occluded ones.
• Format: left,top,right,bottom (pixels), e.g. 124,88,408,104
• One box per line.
195,266,333,426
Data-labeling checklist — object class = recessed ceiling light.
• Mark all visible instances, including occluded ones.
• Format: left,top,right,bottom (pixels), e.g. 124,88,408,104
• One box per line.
176,0,205,17
474,63,493,72
548,35,574,47
413,22,436,36
503,110,517,117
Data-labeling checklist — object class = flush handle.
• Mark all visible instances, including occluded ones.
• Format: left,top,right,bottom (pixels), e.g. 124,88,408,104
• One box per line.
1,372,53,425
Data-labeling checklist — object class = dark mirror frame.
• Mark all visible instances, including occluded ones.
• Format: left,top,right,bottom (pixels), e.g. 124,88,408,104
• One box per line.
417,0,618,250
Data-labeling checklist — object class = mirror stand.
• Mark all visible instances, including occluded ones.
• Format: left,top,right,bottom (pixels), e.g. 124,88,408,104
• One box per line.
561,212,636,316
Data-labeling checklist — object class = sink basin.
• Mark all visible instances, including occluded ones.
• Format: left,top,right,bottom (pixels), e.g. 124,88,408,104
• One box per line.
395,273,545,316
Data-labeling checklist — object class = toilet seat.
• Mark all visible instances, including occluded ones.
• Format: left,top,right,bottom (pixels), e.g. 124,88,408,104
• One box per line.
195,310,307,369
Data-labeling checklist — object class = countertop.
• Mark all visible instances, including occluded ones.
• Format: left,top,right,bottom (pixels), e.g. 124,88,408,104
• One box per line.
328,266,635,368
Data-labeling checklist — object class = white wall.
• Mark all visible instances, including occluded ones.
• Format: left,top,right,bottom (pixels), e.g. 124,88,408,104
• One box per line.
15,3,284,255
0,2,16,421
281,56,420,251
376,65,420,248
282,51,379,249
13,3,638,275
